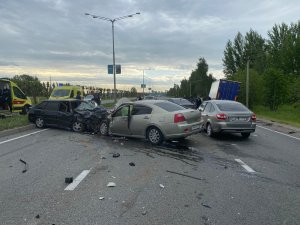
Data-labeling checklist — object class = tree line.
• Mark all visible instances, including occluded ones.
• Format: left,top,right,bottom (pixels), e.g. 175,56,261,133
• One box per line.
168,20,300,111
167,57,216,99
223,21,300,110
6,74,143,103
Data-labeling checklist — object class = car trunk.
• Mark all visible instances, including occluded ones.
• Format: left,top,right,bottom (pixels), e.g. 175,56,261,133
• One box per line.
177,109,201,124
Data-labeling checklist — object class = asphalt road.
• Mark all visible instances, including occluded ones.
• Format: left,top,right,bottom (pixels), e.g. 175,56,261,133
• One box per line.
0,123,299,225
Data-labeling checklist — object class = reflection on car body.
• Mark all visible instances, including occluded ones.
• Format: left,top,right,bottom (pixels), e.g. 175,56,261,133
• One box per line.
198,100,256,138
168,98,196,109
28,99,108,132
100,100,201,145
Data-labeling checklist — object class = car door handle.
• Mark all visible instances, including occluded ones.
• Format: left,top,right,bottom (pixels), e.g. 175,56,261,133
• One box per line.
143,116,150,119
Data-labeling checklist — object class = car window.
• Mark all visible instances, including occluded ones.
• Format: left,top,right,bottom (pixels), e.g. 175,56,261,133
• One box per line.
209,104,215,113
13,86,26,99
203,103,212,113
132,105,152,115
114,105,130,117
154,102,185,112
59,102,70,113
216,102,249,112
75,101,95,110
51,89,70,97
44,102,59,111
35,101,48,109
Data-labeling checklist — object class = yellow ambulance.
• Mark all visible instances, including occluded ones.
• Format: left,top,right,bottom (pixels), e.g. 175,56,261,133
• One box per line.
0,79,32,114
49,85,83,100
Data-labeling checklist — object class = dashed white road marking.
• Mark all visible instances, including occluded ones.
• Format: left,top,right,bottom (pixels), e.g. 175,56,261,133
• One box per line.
235,159,256,173
257,125,300,141
64,170,90,191
0,129,49,145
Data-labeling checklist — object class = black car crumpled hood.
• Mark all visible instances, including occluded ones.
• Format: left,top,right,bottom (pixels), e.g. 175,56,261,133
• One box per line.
74,107,108,132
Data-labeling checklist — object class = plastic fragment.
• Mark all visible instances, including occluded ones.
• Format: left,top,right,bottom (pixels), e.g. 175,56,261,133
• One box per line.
107,182,116,187
159,184,165,188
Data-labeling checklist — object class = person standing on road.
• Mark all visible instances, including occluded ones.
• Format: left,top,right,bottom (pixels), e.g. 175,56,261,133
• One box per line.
76,91,81,100
93,90,101,105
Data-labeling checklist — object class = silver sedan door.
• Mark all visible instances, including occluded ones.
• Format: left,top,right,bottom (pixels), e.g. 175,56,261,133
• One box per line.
129,104,153,136
110,105,131,136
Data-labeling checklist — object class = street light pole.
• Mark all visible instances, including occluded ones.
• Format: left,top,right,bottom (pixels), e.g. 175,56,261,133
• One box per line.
85,12,140,103
246,59,250,108
143,69,145,97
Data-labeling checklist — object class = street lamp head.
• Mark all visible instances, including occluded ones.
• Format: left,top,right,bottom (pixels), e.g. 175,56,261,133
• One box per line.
93,15,97,18
85,13,90,15
136,12,141,15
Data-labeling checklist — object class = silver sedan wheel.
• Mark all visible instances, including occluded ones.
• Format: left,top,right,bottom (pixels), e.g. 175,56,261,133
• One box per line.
148,127,162,145
72,121,83,132
206,123,213,137
35,117,44,128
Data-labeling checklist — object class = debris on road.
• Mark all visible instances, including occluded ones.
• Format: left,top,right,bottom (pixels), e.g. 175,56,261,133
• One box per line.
99,197,105,200
19,159,28,173
107,182,116,187
224,166,228,169
101,156,106,159
288,131,296,134
129,162,135,166
65,177,73,184
120,143,124,146
201,203,212,209
112,176,116,179
142,210,147,215
159,184,165,188
113,153,120,158
166,170,203,181
35,214,40,219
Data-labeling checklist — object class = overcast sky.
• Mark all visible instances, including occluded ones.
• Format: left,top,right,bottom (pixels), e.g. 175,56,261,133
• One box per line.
0,0,299,92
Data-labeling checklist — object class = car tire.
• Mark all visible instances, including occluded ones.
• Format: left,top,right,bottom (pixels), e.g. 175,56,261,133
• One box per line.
99,121,109,136
206,123,214,137
72,121,84,132
147,126,163,145
35,117,45,128
241,132,251,138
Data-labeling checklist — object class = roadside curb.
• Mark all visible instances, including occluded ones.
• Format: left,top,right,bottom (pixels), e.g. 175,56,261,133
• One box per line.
0,124,35,139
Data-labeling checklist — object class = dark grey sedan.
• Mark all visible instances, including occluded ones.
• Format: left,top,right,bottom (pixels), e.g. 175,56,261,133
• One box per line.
198,100,256,138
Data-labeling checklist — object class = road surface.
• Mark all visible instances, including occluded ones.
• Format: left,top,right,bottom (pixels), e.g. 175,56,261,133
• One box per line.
0,122,299,225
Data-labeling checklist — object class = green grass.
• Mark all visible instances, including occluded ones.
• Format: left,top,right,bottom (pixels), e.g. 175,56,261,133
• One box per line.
253,104,300,128
0,114,30,131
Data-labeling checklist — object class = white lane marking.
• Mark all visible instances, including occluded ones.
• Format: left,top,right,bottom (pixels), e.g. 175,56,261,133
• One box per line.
64,170,90,191
235,159,256,173
257,125,300,141
0,129,49,145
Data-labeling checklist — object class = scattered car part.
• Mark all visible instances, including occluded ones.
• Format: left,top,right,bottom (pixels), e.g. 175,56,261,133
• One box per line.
19,159,28,173
107,182,116,187
65,177,73,184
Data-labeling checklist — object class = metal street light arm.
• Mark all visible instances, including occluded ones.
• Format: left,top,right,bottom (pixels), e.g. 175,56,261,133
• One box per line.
114,13,140,21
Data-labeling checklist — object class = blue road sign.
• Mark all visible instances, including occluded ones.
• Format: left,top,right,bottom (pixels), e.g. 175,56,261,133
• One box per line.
108,65,113,74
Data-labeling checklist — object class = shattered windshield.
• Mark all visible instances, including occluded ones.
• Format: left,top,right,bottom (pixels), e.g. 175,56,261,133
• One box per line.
75,101,96,111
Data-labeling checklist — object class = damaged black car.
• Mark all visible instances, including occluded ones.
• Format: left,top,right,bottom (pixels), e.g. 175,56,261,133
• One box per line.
28,99,108,132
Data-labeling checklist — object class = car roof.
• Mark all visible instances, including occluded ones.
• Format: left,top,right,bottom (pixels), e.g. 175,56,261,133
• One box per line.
43,99,81,102
205,100,241,104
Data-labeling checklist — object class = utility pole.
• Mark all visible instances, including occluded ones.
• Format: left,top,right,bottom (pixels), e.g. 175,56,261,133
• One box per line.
246,59,250,108
143,69,145,97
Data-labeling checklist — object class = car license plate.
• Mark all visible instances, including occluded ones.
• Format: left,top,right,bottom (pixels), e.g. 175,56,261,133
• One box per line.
230,117,248,121
192,125,200,130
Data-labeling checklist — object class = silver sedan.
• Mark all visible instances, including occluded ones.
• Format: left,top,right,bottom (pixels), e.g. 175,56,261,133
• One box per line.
199,100,256,138
99,100,201,144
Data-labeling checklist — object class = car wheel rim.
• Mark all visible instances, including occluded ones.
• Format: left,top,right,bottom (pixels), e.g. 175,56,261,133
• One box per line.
149,129,160,144
207,124,212,136
36,118,43,127
100,123,107,134
73,122,82,132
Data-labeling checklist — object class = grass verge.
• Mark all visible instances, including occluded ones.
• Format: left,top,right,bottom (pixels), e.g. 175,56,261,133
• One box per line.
253,104,300,128
0,114,30,131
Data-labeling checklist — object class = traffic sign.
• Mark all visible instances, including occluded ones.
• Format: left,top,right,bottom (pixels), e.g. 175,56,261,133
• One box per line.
141,84,146,88
108,65,113,74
